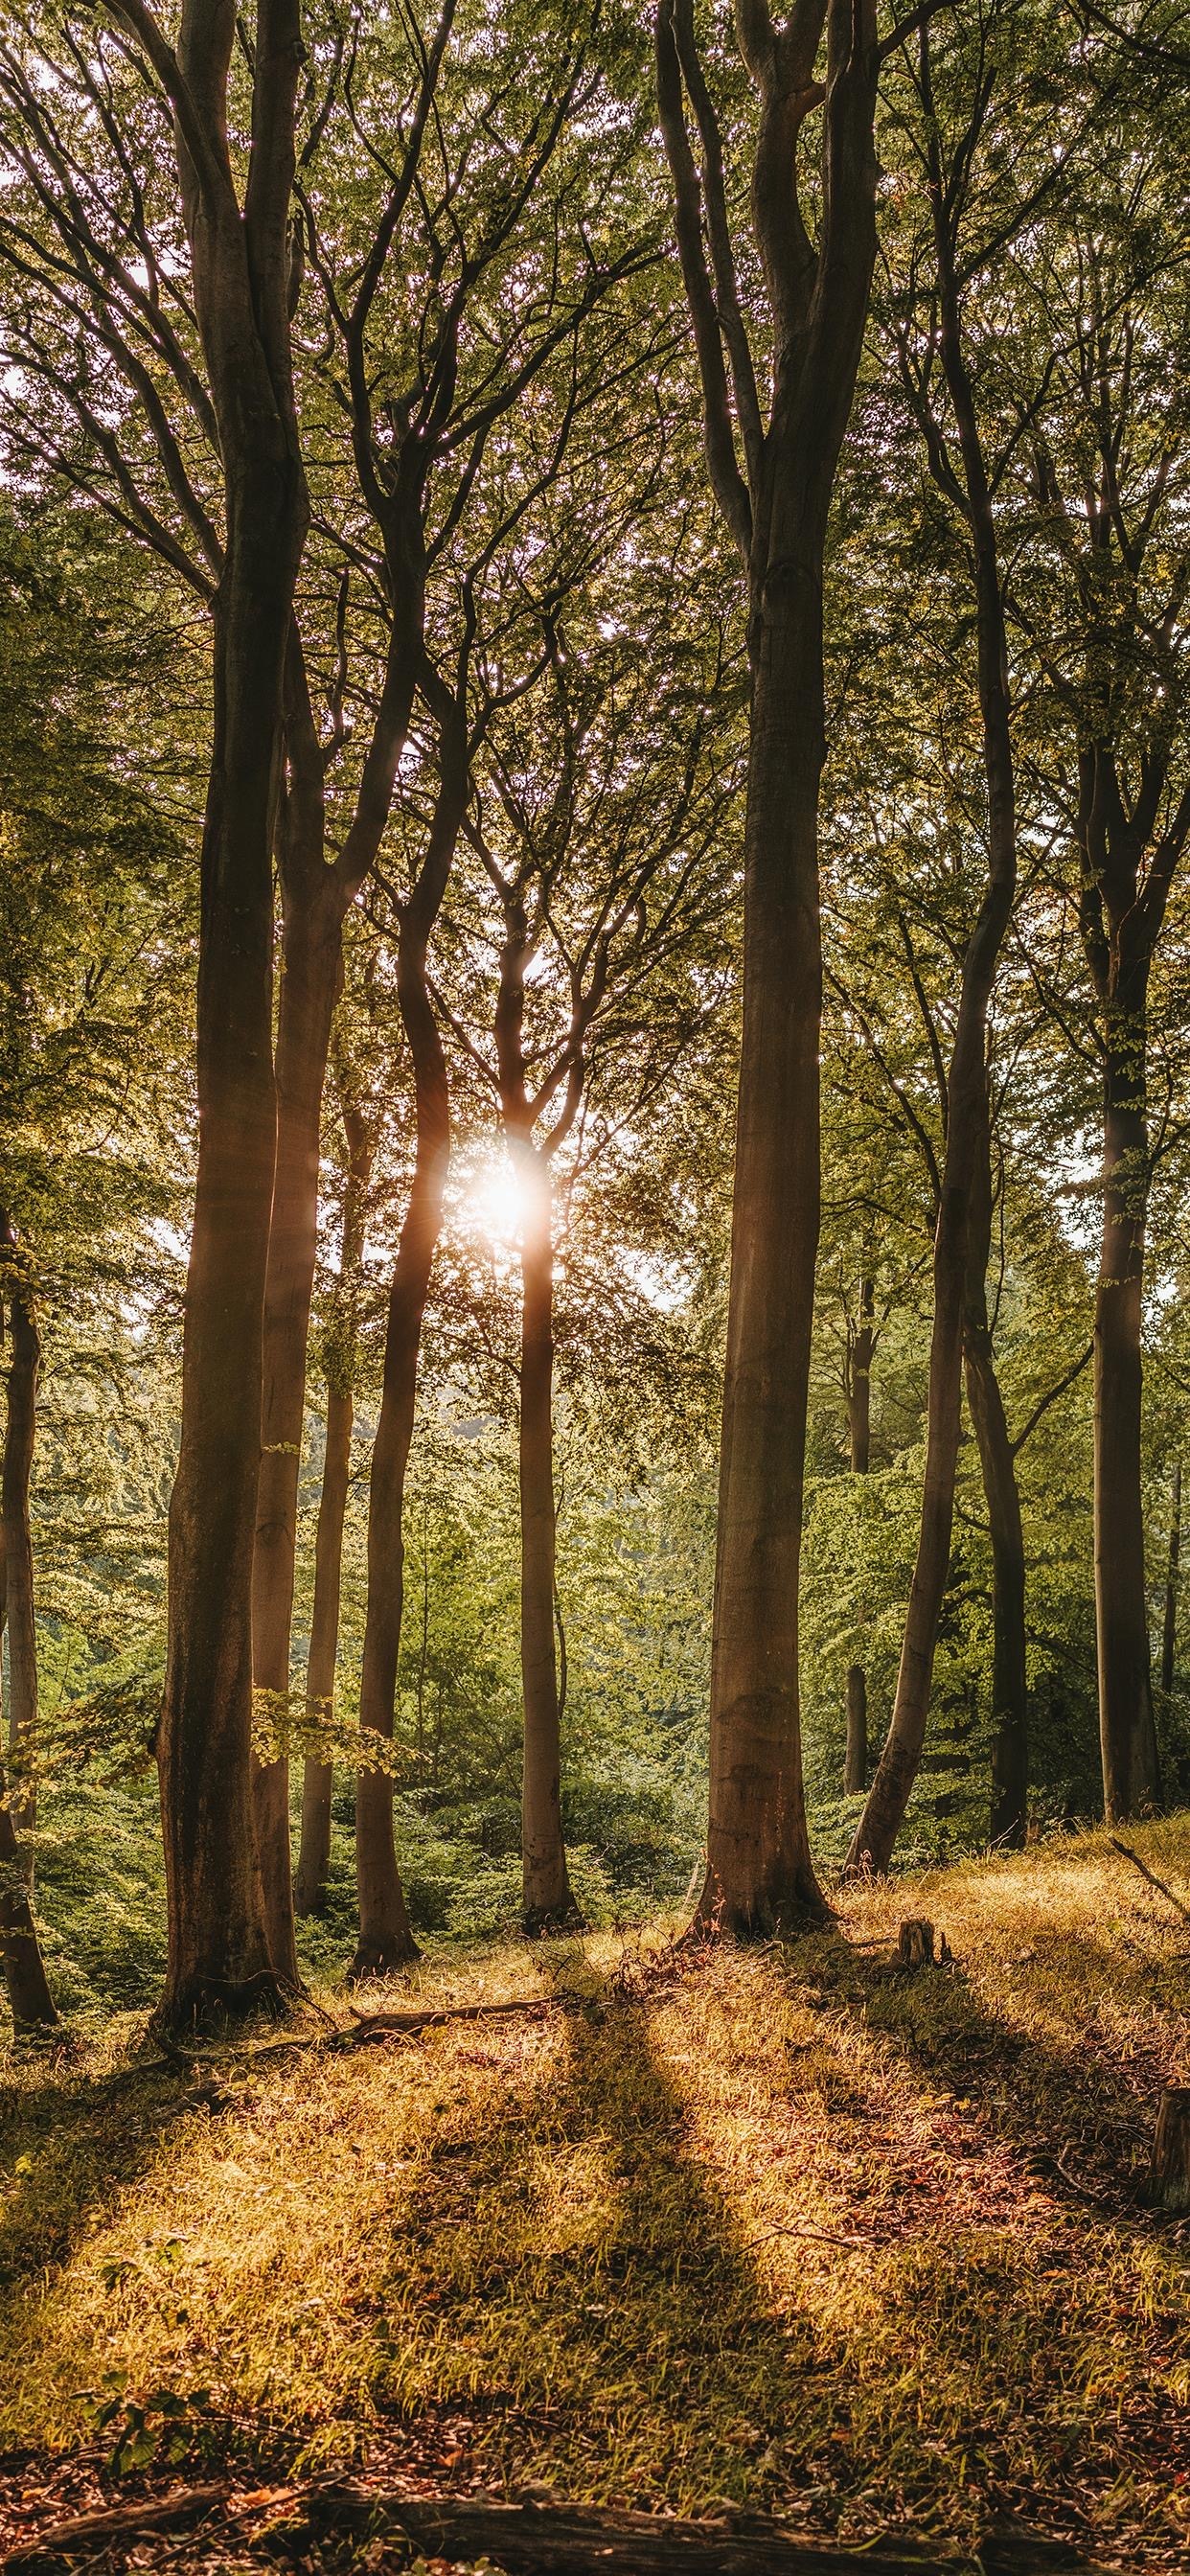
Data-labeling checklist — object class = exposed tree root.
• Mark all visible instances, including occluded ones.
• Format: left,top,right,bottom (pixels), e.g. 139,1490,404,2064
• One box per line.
3,2477,1112,2573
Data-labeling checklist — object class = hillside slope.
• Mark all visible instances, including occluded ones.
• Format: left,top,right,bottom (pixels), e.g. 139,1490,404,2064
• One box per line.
2,1822,1189,2568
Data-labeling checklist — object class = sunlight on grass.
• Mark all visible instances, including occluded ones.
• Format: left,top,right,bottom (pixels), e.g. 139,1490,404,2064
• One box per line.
1,1825,1189,2557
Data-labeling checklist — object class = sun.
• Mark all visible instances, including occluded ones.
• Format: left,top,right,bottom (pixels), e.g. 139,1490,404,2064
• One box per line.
471,1156,526,1245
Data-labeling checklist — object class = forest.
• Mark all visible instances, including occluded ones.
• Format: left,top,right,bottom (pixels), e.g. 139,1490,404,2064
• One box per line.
0,0,1189,2568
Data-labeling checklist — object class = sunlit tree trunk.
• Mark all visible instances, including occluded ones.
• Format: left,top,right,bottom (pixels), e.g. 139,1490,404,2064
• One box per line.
961,1100,1028,1849
844,1276,873,1795
847,29,1016,1874
515,1151,579,1930
294,1092,375,1919
1,1225,39,1836
353,757,466,1979
0,1224,56,2034
1161,1458,1180,1702
657,0,880,1934
155,0,309,2029
292,1382,351,1918
702,624,829,1923
1092,973,1161,1820
252,863,343,1981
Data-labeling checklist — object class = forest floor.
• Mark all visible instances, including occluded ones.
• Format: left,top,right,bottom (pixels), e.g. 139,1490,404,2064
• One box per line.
1,1822,1189,2572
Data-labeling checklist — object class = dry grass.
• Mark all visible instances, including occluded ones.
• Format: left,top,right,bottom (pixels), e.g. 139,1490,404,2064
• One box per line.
3,1822,1190,2565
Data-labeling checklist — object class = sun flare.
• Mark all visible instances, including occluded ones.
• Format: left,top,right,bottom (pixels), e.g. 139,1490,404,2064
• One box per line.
471,1157,526,1245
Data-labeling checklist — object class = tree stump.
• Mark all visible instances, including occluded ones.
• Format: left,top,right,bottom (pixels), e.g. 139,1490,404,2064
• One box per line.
898,1918,935,1968
1152,2085,1190,2210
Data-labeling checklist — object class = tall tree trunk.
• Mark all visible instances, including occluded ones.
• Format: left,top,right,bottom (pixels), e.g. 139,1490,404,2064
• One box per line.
698,611,829,1928
844,1277,873,1796
1161,1458,1180,1700
251,867,344,1982
656,0,880,1935
155,0,310,2030
294,1091,375,1919
517,1153,579,1931
962,1095,1029,1850
1,1228,39,1836
965,1339,1028,1848
352,760,465,1980
847,38,1017,1874
293,1380,352,1919
159,457,306,2026
0,1226,57,2034
1095,993,1160,1818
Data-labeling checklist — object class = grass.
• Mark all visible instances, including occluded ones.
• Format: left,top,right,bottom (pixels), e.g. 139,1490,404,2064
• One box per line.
2,1820,1190,2566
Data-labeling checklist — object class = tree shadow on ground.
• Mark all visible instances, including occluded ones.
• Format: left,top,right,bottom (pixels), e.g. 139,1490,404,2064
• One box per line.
782,1920,1185,2233
364,1952,854,2521
0,2053,201,2313
357,1946,1130,2561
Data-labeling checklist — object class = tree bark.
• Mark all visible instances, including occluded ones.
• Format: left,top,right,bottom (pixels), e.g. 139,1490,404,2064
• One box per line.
292,1380,352,1919
352,758,466,1980
846,30,1017,1874
0,1793,57,2036
962,1100,1028,1850
656,0,880,1935
844,1277,873,1796
8,2480,1111,2574
517,1151,579,1931
1,1227,40,1836
155,0,310,2030
1093,983,1160,1818
293,1092,375,1919
1161,1458,1180,1699
251,865,344,1981
0,1223,57,2034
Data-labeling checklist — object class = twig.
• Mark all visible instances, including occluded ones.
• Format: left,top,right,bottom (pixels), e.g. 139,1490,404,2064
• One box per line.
744,2220,870,2252
1110,1837,1190,1925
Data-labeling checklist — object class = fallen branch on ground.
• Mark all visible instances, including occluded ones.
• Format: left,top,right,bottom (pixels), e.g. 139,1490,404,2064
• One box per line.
744,2221,870,2252
1110,1837,1190,1925
3,2477,1114,2572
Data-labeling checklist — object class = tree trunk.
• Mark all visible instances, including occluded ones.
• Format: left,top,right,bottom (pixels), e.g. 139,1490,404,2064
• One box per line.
293,1092,375,1919
847,1118,974,1874
1161,1458,1180,1699
0,1793,57,2036
961,1095,1028,1851
697,603,829,1932
1,1232,40,1837
155,1,310,2031
1094,1009,1160,1819
517,1153,579,1932
0,1229,57,2033
352,756,466,1979
157,456,307,2030
844,1278,873,1796
652,0,880,1939
846,42,1017,1876
251,869,344,1982
293,1380,352,1917
965,1335,1028,1848
352,967,444,1976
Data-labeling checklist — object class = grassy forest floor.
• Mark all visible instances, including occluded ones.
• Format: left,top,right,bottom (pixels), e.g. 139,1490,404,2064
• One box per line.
2,1822,1190,2571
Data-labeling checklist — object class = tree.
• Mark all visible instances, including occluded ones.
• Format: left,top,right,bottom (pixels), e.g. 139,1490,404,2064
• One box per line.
442,550,740,1928
0,0,653,1994
292,1039,379,1919
847,4,1061,1869
0,1219,57,2033
655,0,880,1933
